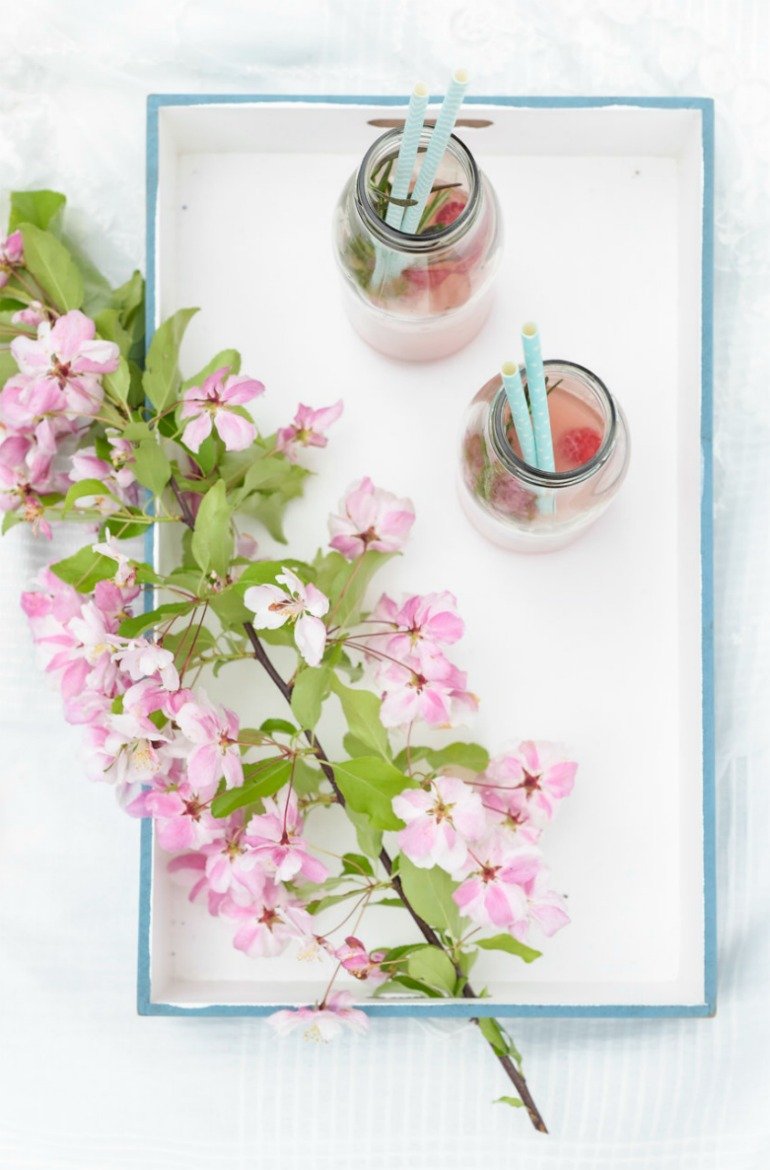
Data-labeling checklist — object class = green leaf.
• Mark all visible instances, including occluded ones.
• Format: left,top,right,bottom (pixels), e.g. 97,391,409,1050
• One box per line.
209,588,252,629
210,758,292,818
475,934,542,964
9,190,65,232
260,718,297,736
111,269,145,336
396,742,490,774
50,547,119,592
182,348,241,389
327,550,394,628
293,757,323,797
239,491,288,542
379,974,444,999
18,223,83,311
118,601,194,638
94,308,132,356
341,852,375,878
478,1017,519,1062
290,665,332,729
191,480,232,576
330,677,390,760
332,757,413,831
143,306,198,413
346,807,383,859
494,1097,524,1109
407,946,457,995
62,478,119,513
133,437,171,496
305,888,363,916
398,856,463,938
102,357,131,405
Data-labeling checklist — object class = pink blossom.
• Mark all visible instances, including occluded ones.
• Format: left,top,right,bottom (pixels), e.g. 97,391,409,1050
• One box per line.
92,535,137,588
276,399,343,461
11,310,119,417
69,438,139,509
223,878,312,958
393,775,486,874
175,692,243,789
113,638,179,691
87,708,171,788
12,301,46,328
336,937,388,986
200,819,263,894
453,841,569,940
328,476,415,560
0,373,68,429
371,591,464,663
244,566,329,667
0,230,23,288
179,366,264,452
165,852,230,917
481,742,577,827
378,651,478,729
236,532,258,559
245,791,327,883
268,991,368,1041
133,763,223,851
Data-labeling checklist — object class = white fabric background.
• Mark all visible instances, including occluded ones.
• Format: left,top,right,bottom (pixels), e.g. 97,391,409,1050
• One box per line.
1,1,768,1166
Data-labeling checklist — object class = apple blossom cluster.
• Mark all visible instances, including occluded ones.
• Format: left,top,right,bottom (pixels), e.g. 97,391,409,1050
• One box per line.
0,302,122,536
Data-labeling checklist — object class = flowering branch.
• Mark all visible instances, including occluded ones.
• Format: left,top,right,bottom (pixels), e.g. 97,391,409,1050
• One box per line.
2,190,577,1132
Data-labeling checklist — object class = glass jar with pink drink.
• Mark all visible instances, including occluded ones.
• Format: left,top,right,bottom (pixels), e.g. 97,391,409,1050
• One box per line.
333,127,502,361
459,360,631,552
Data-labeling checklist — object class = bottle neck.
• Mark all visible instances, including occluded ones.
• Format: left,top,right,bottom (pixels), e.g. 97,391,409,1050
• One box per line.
489,360,618,487
355,127,481,254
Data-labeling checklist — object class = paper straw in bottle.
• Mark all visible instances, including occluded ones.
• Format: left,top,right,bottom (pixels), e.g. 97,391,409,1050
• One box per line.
501,361,537,467
385,82,429,229
521,322,555,472
399,68,470,235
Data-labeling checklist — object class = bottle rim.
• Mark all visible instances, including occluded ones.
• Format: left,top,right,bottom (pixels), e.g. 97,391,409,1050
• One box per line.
489,360,619,487
355,127,481,254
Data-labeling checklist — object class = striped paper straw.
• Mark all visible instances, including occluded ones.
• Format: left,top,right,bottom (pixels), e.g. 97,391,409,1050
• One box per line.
400,68,469,235
521,322,555,472
386,82,429,229
501,361,537,467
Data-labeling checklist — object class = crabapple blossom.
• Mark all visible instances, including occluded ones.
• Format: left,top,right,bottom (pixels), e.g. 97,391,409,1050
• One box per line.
223,877,313,958
371,591,464,663
276,399,343,461
87,708,171,788
268,991,368,1041
328,476,415,560
92,535,137,588
166,851,230,917
12,301,46,328
453,841,569,941
336,937,388,986
0,231,23,288
176,692,244,789
480,741,577,827
129,762,223,851
11,309,119,417
199,818,264,894
378,651,478,729
244,566,329,667
245,790,327,883
393,775,486,874
113,637,179,691
179,366,264,452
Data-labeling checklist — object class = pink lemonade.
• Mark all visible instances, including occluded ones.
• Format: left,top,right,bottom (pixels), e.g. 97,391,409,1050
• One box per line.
459,362,631,553
508,382,605,474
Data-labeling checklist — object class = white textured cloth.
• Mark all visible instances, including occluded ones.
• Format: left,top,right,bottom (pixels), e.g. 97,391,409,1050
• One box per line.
1,1,768,1166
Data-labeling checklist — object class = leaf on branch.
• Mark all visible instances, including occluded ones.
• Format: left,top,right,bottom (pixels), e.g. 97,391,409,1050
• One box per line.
143,306,198,413
397,856,463,938
50,547,124,593
331,756,413,831
290,665,332,730
102,358,131,405
210,757,292,818
133,437,171,496
475,934,542,964
62,478,119,513
330,677,391,761
118,600,195,638
191,480,233,576
181,347,241,389
9,190,66,232
406,945,457,995
494,1096,524,1109
396,741,490,774
18,223,84,311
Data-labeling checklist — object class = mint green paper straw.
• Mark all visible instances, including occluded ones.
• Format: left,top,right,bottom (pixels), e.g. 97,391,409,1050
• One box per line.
501,361,537,467
521,322,555,472
400,68,469,235
386,82,429,229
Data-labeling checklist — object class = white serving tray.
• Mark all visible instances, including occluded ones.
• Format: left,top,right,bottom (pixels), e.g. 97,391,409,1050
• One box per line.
140,95,715,1018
